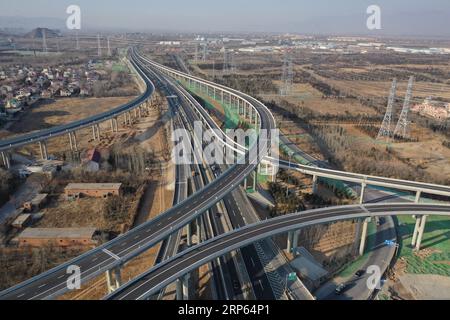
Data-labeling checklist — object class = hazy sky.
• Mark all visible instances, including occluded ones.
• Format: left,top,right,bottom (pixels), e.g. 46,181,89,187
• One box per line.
1,0,450,36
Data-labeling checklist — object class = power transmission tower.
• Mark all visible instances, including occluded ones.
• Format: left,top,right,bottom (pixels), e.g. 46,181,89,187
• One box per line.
194,43,199,62
222,47,229,75
202,43,207,61
76,31,80,50
394,76,415,139
377,78,397,141
280,50,293,96
97,34,102,57
107,36,112,56
42,28,48,54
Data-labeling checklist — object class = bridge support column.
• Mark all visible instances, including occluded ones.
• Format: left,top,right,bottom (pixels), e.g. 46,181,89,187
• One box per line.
1,151,10,169
253,168,258,191
72,132,78,151
415,215,428,251
312,175,318,194
138,106,142,118
411,215,421,247
68,132,78,152
110,119,115,132
415,191,422,204
186,223,192,247
176,278,183,300
360,183,366,204
92,125,97,140
359,217,371,256
39,141,48,160
287,231,294,253
196,217,202,244
182,273,190,300
114,117,119,132
113,267,122,289
292,230,300,257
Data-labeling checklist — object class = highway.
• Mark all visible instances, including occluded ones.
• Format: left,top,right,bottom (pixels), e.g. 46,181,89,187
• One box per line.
0,47,276,300
2,46,450,301
106,203,450,300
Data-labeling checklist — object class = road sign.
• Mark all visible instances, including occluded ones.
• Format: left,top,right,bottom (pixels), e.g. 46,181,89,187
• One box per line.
287,272,297,282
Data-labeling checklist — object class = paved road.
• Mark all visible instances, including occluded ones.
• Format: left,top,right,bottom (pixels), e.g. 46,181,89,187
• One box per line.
106,203,450,300
0,48,275,300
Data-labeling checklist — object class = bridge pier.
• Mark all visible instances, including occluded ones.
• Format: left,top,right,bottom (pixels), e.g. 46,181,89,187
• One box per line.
411,215,421,247
196,217,202,244
105,267,122,293
182,273,190,300
359,217,371,256
68,132,78,152
186,223,192,247
38,141,48,160
1,151,10,169
292,230,300,257
360,182,366,204
415,215,428,251
312,175,318,194
287,231,294,253
176,278,183,300
415,191,422,204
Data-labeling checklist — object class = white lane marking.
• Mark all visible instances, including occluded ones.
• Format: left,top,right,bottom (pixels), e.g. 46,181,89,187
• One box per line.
38,283,47,289
92,257,98,262
17,293,25,298
258,279,264,290
102,249,121,261
57,275,65,279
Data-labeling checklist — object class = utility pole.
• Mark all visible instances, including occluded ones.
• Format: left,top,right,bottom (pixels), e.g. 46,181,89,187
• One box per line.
76,31,80,50
107,36,112,56
42,28,48,54
97,34,102,57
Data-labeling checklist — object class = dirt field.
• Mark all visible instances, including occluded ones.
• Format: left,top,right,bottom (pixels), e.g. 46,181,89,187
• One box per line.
61,92,175,300
0,96,135,138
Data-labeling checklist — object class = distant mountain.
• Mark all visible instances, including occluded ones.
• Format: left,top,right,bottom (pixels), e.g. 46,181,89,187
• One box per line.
0,16,66,34
24,27,61,39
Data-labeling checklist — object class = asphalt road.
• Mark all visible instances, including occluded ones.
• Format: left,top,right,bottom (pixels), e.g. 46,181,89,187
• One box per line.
0,49,275,300
106,203,450,300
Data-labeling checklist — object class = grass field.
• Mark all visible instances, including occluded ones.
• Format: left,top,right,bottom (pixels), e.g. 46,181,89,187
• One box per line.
397,215,450,276
338,220,377,278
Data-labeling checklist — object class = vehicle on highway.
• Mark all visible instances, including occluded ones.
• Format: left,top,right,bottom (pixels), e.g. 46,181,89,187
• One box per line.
355,270,366,277
335,283,349,295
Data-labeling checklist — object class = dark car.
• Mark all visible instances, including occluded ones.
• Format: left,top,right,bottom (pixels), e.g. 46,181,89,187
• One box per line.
355,270,366,277
335,283,349,295
233,280,240,291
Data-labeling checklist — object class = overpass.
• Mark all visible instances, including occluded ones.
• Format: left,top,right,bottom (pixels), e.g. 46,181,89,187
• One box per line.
0,47,277,300
1,48,449,300
105,203,450,300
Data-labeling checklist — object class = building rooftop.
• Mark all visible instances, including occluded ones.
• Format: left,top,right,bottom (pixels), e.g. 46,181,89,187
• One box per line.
65,183,122,191
18,228,97,239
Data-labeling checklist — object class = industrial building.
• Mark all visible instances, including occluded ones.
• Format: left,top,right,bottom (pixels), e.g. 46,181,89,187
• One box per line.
16,228,98,247
64,183,122,199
